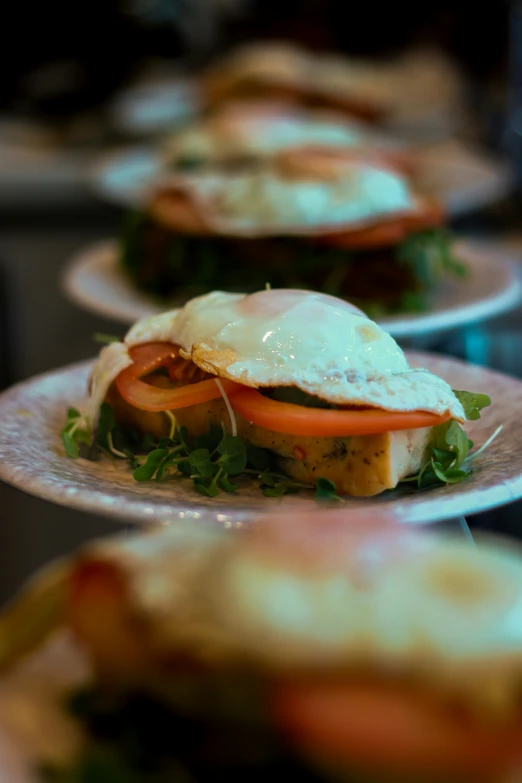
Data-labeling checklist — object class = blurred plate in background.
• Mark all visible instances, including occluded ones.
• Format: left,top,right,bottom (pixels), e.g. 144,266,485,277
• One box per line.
413,140,514,216
62,239,522,342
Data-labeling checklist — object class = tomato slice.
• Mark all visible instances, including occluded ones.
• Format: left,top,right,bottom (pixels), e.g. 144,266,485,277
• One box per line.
271,680,522,780
116,342,240,412
149,189,212,235
276,146,417,178
317,200,445,250
115,343,451,430
124,342,180,375
229,386,450,436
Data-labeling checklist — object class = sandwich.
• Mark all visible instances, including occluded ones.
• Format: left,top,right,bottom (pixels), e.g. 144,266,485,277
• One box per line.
201,41,463,130
121,149,465,314
202,41,386,121
161,100,410,172
63,288,490,498
1,517,522,782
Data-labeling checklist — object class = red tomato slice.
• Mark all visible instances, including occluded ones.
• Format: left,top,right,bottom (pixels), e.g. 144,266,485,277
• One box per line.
124,342,180,375
272,680,522,781
229,386,450,436
115,342,240,412
275,146,417,178
317,200,445,250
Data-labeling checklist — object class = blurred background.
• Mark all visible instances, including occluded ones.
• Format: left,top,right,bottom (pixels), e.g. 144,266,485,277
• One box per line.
0,0,521,602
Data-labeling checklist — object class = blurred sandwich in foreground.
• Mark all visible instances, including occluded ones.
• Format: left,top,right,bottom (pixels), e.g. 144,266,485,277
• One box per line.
0,515,522,782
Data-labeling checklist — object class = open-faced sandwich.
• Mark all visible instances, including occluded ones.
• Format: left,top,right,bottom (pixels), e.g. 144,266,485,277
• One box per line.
161,101,408,172
122,149,465,313
63,288,490,499
201,41,463,131
1,517,522,782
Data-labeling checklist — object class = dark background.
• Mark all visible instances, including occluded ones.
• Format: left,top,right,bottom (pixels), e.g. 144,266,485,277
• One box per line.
0,2,509,118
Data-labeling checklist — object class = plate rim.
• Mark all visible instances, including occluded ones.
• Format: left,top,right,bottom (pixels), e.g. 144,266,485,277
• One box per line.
61,238,522,338
0,354,521,526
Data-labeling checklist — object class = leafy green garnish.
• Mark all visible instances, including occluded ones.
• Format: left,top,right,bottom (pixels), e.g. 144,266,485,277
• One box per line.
62,430,80,459
119,218,466,317
245,443,270,471
397,229,468,288
64,405,341,501
401,388,495,490
175,154,205,171
258,469,309,498
42,745,142,783
96,403,116,451
429,419,471,468
133,448,170,481
61,408,91,458
43,679,294,783
397,289,428,314
453,390,491,421
92,333,121,345
63,385,492,500
120,209,148,278
431,461,469,485
315,477,344,502
267,387,336,409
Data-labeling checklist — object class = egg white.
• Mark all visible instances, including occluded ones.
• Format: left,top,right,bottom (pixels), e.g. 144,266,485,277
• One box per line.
87,290,464,425
209,527,522,702
87,341,132,427
163,105,368,164
161,158,417,235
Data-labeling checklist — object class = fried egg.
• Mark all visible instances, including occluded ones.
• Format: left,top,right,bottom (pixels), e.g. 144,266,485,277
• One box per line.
9,520,522,710
87,289,464,425
206,516,522,699
162,103,371,165
155,155,419,236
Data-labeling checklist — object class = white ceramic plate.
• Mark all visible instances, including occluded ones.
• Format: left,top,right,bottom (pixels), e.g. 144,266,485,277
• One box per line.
89,140,513,216
0,352,519,527
62,239,522,340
